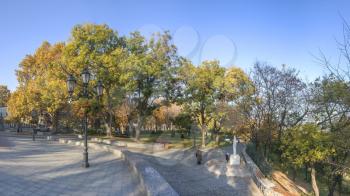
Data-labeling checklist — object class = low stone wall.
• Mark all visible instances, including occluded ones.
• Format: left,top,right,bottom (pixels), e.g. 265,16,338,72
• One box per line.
91,137,165,151
123,151,179,196
58,138,178,196
241,146,282,196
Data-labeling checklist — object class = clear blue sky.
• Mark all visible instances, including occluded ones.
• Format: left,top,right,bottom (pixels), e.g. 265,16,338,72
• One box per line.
1,0,350,91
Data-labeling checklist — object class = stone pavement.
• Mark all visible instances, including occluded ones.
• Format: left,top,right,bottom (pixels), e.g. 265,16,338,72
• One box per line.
0,136,143,196
129,145,262,196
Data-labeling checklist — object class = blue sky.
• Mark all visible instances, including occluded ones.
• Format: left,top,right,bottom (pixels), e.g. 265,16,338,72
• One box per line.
1,0,350,91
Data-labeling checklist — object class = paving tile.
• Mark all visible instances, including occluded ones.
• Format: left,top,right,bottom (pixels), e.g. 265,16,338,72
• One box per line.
0,137,142,196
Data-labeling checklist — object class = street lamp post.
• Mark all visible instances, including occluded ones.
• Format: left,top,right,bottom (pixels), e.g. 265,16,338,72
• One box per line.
66,68,103,168
0,113,4,132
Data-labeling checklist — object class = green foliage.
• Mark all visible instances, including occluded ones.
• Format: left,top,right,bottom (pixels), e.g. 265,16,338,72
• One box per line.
281,123,332,168
121,31,180,140
123,31,179,115
173,112,192,131
180,60,253,146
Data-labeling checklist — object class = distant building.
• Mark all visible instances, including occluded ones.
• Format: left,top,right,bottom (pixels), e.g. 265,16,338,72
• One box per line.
0,107,8,117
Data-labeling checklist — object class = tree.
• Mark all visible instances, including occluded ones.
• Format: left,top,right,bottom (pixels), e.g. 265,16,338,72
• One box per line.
281,124,332,196
310,76,350,195
213,67,255,143
7,87,28,122
114,97,135,134
180,60,225,147
8,42,68,131
153,103,181,133
173,112,192,132
63,24,128,136
180,60,253,147
0,85,10,107
249,62,308,156
123,31,180,141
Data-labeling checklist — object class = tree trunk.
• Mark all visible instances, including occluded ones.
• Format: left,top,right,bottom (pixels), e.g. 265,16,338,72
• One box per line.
328,180,336,196
127,123,132,137
328,174,342,196
135,115,143,141
338,175,343,196
201,124,206,147
52,112,59,133
105,89,113,137
311,166,320,196
108,111,113,137
304,164,308,181
200,108,206,147
215,133,220,146
292,167,297,181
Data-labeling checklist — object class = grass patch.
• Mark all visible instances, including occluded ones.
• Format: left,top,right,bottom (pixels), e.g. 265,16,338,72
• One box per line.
93,130,235,149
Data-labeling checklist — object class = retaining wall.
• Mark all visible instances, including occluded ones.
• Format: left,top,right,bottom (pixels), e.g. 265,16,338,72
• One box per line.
58,138,178,196
241,146,282,196
91,137,165,151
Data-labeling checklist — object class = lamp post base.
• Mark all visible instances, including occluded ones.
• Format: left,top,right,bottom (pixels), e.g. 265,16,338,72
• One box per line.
82,163,90,168
83,152,89,168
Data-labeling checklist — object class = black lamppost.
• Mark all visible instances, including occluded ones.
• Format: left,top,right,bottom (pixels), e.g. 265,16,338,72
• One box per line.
0,112,4,132
66,68,103,168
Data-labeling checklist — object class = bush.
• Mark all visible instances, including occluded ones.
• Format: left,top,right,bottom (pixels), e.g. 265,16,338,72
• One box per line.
87,128,104,136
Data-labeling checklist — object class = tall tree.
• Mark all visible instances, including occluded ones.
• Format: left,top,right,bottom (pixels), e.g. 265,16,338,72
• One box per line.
0,85,10,107
7,87,28,122
63,24,128,136
205,67,255,145
313,19,350,195
123,31,179,141
249,62,308,156
180,60,225,147
310,76,350,195
8,42,67,131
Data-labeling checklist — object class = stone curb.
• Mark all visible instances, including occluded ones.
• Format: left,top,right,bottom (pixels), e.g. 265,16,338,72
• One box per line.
123,151,179,196
90,137,165,151
241,146,282,196
58,138,178,196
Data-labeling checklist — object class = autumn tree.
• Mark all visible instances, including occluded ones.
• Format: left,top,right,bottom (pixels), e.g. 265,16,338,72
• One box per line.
63,24,128,136
8,42,67,131
212,67,254,144
152,103,181,133
7,87,28,122
0,85,10,107
114,96,137,134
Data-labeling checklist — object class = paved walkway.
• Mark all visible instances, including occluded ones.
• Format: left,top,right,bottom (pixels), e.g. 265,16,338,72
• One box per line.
129,144,262,196
0,136,142,196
